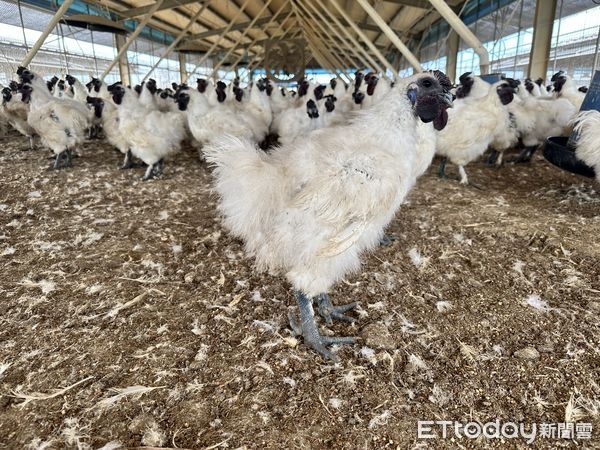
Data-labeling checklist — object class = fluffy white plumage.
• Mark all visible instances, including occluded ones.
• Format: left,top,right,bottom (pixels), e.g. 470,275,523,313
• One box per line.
573,110,600,182
204,72,448,297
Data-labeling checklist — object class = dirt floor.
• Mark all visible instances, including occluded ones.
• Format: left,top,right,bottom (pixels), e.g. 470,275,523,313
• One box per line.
0,130,599,450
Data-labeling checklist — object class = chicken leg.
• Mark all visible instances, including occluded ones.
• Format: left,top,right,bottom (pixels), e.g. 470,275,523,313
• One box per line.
512,145,538,163
142,159,164,181
50,149,71,170
121,149,145,170
288,291,355,361
437,157,448,178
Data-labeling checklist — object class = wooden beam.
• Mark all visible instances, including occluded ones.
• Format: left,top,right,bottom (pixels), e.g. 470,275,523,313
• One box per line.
121,0,198,18
184,12,290,42
383,0,429,8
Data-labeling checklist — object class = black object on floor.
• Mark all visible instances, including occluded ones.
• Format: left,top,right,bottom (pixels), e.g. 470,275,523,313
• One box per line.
543,136,596,178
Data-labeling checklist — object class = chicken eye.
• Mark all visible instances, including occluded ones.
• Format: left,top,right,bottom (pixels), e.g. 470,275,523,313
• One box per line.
421,79,433,88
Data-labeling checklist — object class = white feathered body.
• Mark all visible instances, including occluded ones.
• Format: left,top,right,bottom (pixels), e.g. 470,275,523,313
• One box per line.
26,81,90,155
205,78,436,296
436,85,506,166
573,110,600,182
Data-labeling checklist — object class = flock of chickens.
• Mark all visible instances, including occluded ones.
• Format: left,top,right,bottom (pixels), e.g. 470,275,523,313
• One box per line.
1,65,599,361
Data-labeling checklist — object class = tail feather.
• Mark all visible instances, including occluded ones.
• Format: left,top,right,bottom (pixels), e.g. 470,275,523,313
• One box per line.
204,135,285,245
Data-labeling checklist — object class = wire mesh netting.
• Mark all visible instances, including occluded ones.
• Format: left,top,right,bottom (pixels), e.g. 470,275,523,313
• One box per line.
0,0,182,86
409,0,600,85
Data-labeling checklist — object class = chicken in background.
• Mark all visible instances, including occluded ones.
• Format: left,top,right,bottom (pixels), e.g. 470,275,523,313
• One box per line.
1,82,36,148
204,71,452,361
436,78,516,185
17,67,90,169
109,82,185,180
572,110,600,183
551,71,585,111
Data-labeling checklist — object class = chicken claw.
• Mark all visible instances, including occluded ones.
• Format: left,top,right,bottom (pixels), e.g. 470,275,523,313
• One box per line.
317,294,357,324
289,291,355,361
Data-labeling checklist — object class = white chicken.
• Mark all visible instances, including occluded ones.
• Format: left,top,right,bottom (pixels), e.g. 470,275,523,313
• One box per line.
1,82,36,148
572,110,600,183
17,67,90,169
551,71,585,111
109,83,186,180
436,79,516,185
204,71,452,361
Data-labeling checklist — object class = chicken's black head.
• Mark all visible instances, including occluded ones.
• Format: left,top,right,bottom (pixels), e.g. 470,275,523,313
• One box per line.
17,83,33,103
314,84,326,100
280,87,286,97
175,91,190,111
535,77,544,87
325,95,336,113
406,72,453,131
366,75,379,96
160,88,173,100
502,77,520,90
496,82,515,105
146,79,157,94
233,86,244,102
18,67,34,84
298,79,309,97
455,71,473,99
265,81,273,96
354,71,364,90
172,82,179,91
352,90,365,105
306,99,319,119
111,84,126,105
86,96,104,118
107,81,122,92
524,79,535,93
9,81,19,92
551,71,567,92
88,78,102,93
134,84,142,95
57,80,66,91
197,78,208,93
65,74,76,86
47,76,59,92
216,81,227,103
579,86,588,93
2,87,12,103
330,78,337,90
546,85,552,92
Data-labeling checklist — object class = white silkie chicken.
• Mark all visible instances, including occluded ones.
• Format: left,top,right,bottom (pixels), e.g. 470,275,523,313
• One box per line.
1,82,36,148
511,78,577,163
17,67,90,169
436,79,516,185
572,110,600,183
204,71,452,361
109,83,186,180
551,71,585,111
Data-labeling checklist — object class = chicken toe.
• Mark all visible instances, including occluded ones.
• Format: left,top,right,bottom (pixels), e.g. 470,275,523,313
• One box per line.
289,291,355,361
317,294,357,324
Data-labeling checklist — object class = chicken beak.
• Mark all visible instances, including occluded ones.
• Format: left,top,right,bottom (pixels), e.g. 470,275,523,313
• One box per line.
407,88,417,106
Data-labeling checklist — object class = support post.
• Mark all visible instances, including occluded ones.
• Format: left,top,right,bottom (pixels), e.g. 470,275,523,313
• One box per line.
21,0,75,66
446,30,459,82
101,0,165,80
178,52,187,84
355,0,422,72
115,34,131,85
428,0,489,74
142,0,213,82
527,0,557,80
330,0,398,78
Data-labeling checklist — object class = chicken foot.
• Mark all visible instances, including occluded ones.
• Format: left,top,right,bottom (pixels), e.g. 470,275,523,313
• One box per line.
121,149,146,170
512,145,538,163
142,158,164,181
50,148,72,170
317,294,357,324
288,291,355,361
